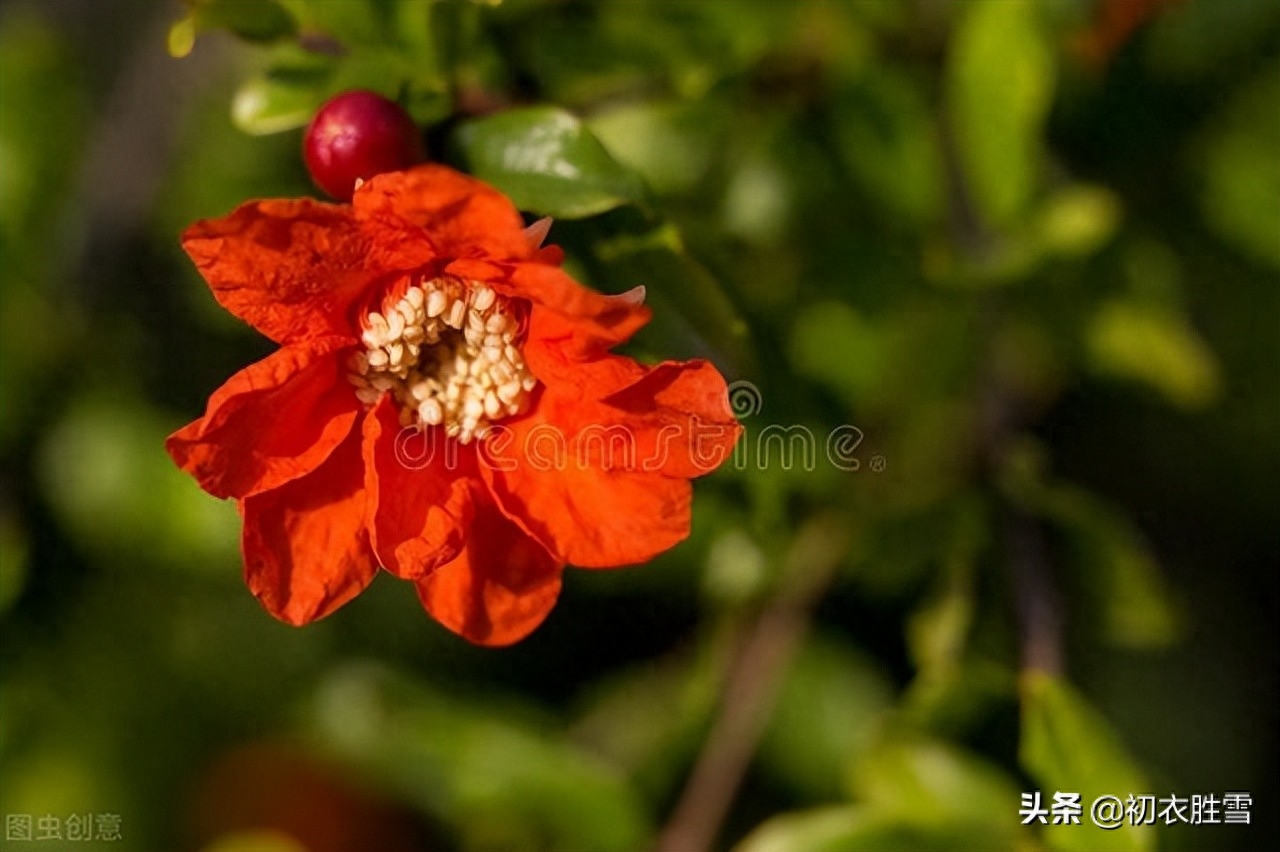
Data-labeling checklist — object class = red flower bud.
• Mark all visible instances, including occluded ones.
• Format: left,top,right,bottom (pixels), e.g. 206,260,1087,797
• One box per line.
303,90,424,201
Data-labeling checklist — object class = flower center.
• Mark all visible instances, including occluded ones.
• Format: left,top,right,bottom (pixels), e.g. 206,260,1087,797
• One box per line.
347,276,537,443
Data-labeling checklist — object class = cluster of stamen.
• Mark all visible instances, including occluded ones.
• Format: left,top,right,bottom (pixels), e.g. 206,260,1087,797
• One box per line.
347,276,537,443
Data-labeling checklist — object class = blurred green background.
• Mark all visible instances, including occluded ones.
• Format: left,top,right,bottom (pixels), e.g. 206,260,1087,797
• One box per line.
1,1,1276,850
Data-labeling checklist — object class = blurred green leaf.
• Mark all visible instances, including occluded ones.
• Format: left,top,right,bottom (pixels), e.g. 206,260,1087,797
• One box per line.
588,99,727,197
231,47,447,136
702,527,769,607
276,0,387,45
832,68,945,227
1028,482,1181,649
594,224,753,371
0,13,87,245
232,61,330,135
1035,185,1122,258
789,301,886,407
759,634,895,800
905,497,986,676
1086,299,1221,409
1020,672,1153,852
175,0,297,53
456,106,646,218
37,398,240,571
1198,65,1280,270
735,805,1014,852
167,15,197,58
850,734,1025,845
309,664,651,852
947,0,1055,228
0,512,29,614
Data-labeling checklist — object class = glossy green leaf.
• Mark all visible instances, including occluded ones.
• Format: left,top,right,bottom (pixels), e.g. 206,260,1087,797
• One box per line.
456,106,646,218
1020,672,1154,852
947,0,1055,228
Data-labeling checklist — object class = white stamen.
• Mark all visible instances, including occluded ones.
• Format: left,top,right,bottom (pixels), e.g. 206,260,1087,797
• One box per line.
346,276,538,443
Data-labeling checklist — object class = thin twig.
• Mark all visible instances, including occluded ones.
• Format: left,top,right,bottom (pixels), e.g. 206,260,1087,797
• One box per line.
654,516,846,852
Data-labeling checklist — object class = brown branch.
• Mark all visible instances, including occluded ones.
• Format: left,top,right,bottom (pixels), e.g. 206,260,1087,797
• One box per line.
654,516,847,852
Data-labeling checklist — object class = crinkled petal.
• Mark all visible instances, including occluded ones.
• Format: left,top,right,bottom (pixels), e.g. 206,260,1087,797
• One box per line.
166,337,359,499
355,165,533,262
415,497,562,646
596,359,742,478
480,390,695,568
362,395,476,580
183,199,433,345
241,425,376,626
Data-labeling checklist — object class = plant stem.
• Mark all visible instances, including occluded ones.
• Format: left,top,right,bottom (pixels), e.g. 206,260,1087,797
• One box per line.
654,516,845,852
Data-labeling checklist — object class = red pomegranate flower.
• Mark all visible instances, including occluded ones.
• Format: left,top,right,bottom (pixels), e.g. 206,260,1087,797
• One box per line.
167,164,741,645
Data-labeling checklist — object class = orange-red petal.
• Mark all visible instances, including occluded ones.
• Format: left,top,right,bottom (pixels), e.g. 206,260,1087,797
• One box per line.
354,165,534,262
512,266,651,357
479,389,696,568
166,337,359,500
415,497,562,646
183,199,433,345
597,359,742,479
361,395,475,580
240,425,376,625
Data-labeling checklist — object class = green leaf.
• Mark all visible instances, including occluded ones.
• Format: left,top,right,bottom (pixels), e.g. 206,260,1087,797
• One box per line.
1032,484,1181,649
184,0,297,45
1020,672,1154,852
275,0,386,45
588,99,727,197
947,0,1055,228
1198,66,1280,270
734,806,1014,852
1085,299,1221,409
593,224,754,372
831,69,945,227
231,61,330,135
1035,185,1122,258
456,106,646,218
167,16,196,58
758,634,895,800
230,48,448,136
850,734,1025,843
789,302,886,407
37,398,241,572
309,664,651,852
